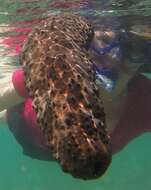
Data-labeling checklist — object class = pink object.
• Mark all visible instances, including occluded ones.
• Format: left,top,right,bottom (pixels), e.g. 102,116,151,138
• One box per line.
23,98,46,146
12,68,46,145
12,69,28,98
10,69,47,149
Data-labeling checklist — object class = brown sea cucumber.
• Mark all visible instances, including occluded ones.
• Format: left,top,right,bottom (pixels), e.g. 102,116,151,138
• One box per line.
20,13,112,180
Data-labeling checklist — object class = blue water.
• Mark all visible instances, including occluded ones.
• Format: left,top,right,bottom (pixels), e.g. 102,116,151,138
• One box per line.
0,0,151,189
0,126,151,190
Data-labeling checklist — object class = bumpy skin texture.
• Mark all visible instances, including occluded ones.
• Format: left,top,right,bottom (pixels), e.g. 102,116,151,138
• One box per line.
20,13,112,179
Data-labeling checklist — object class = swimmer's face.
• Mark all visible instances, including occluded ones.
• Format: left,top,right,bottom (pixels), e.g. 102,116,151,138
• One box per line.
90,30,122,71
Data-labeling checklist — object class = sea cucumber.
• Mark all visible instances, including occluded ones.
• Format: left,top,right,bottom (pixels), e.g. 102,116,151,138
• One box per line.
20,13,112,180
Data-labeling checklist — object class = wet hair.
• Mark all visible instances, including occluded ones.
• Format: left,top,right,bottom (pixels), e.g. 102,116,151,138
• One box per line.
20,13,111,180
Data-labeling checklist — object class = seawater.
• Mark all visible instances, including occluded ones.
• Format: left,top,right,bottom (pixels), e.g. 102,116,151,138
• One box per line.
0,0,151,189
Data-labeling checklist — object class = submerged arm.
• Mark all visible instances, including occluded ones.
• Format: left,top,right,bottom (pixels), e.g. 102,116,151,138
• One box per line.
0,68,27,112
0,69,27,124
0,80,24,112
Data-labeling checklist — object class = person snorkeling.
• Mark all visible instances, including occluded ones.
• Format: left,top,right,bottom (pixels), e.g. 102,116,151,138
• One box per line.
0,26,150,160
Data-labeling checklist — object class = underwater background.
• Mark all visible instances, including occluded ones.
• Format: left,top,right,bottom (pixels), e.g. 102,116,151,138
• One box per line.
0,0,151,189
